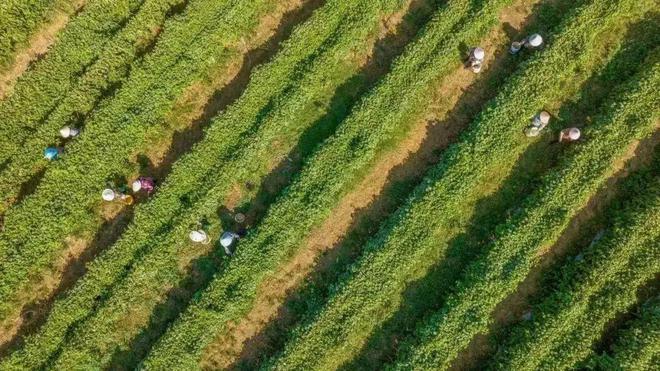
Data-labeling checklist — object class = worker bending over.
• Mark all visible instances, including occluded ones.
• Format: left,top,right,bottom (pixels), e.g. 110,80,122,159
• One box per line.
132,177,155,194
466,47,485,73
59,126,80,139
524,111,551,137
511,33,543,54
559,127,581,143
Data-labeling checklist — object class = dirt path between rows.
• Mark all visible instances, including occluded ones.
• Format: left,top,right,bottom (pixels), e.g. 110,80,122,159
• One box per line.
451,128,660,370
200,0,542,368
0,0,317,356
0,0,86,100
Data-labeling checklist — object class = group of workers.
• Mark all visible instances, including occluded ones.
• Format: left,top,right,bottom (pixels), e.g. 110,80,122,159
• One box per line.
40,32,584,256
102,176,155,205
189,212,245,255
468,33,581,142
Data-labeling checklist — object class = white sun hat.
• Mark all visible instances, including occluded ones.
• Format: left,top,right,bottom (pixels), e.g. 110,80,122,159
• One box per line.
132,180,142,192
60,126,71,138
472,47,485,60
528,33,543,47
102,189,116,202
569,128,581,140
189,230,209,243
539,111,551,124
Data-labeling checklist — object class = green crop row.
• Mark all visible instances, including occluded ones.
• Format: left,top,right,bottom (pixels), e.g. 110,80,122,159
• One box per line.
0,0,75,71
0,0,185,214
0,0,414,369
587,295,660,371
392,51,660,370
485,156,659,370
141,0,557,369
264,1,655,369
0,0,272,327
0,0,146,157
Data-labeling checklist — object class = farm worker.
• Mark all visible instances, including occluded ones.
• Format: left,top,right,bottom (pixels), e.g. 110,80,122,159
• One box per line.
220,231,239,255
44,147,61,160
132,177,155,194
102,189,116,202
466,47,485,73
524,111,551,137
559,127,581,143
59,126,80,139
189,230,210,244
510,33,543,54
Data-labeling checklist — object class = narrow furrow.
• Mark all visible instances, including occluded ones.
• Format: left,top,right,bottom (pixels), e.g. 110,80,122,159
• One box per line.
0,0,419,369
391,50,659,370
264,1,654,369
0,0,189,215
0,0,281,349
0,0,86,99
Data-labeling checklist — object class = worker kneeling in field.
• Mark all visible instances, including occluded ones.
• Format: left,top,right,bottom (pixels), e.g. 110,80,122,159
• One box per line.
132,176,155,195
524,111,551,137
220,231,240,255
510,33,543,54
189,230,211,244
466,47,485,73
59,126,80,139
559,127,581,143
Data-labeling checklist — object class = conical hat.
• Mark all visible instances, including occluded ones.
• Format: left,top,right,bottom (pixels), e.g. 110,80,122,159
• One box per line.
220,232,236,247
472,47,485,60
102,189,116,201
569,128,581,140
539,111,550,124
189,230,207,243
132,180,142,192
59,126,71,138
528,34,543,47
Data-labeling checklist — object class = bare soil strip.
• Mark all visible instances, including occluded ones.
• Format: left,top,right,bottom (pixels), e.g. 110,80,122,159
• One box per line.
200,0,542,368
0,0,316,354
451,129,660,370
0,0,86,99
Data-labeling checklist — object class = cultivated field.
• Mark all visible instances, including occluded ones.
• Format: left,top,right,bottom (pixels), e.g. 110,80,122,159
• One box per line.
0,0,657,370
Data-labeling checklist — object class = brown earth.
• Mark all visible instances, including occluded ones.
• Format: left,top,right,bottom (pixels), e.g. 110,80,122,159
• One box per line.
0,0,86,100
198,0,543,368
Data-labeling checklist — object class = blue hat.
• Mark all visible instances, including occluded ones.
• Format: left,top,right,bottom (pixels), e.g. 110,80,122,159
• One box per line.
44,147,59,160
